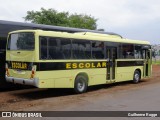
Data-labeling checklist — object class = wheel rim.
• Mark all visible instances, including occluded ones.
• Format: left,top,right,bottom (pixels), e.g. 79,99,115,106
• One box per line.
135,73,140,82
77,79,85,92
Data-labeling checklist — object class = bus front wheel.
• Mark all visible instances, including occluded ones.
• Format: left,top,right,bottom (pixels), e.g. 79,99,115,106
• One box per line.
74,75,88,94
133,70,141,83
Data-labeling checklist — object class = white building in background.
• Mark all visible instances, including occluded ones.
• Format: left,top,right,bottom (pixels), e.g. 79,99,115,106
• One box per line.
154,44,160,55
152,44,160,60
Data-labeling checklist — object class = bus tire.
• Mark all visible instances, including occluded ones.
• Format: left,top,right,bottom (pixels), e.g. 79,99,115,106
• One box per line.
74,75,88,94
133,70,140,83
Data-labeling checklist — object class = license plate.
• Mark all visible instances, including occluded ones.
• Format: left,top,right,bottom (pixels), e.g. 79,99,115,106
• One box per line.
11,62,28,70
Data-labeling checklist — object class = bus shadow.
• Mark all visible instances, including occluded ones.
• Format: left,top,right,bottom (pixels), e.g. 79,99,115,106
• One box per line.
12,80,147,100
0,84,33,92
88,79,147,92
12,88,75,100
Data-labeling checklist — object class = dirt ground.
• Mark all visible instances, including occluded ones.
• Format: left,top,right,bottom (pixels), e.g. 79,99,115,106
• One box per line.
0,65,160,111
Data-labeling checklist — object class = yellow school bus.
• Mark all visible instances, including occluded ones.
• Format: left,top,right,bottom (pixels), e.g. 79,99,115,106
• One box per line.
5,30,152,93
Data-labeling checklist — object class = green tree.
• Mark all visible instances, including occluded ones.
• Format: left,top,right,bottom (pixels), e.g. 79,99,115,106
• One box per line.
68,14,97,29
24,8,69,26
24,8,97,30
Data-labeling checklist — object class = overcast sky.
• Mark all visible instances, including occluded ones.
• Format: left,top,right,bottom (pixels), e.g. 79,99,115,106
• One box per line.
0,0,160,44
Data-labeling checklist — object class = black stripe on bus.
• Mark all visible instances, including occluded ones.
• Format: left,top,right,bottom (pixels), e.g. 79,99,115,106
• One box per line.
6,60,144,71
6,61,107,71
35,61,107,71
117,61,144,67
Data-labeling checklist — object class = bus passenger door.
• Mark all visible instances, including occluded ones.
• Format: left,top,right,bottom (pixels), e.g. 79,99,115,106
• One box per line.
106,47,117,81
143,49,152,77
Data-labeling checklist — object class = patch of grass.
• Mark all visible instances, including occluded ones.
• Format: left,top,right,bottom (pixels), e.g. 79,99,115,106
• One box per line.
152,60,160,65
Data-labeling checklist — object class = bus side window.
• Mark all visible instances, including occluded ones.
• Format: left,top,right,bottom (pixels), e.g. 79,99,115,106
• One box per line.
72,40,91,59
122,44,134,59
142,50,146,59
134,45,142,59
61,39,71,59
40,37,48,59
92,41,104,59
48,38,66,59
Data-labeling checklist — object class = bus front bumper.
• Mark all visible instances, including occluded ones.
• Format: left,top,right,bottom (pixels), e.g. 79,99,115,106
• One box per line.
6,75,39,87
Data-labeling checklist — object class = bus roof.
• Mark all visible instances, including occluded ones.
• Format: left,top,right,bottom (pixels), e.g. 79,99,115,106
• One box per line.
9,29,150,45
0,20,122,38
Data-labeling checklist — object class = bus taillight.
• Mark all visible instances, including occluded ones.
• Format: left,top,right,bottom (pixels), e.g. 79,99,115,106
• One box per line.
5,63,10,76
30,65,36,79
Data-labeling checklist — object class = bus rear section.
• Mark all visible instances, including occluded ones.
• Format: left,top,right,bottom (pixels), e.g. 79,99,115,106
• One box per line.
6,31,38,87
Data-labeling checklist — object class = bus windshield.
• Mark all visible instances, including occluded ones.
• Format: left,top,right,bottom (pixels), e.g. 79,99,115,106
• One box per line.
7,32,35,50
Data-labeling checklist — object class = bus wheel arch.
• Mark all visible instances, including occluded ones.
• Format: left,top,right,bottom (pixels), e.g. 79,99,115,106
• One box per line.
133,69,141,83
74,72,89,94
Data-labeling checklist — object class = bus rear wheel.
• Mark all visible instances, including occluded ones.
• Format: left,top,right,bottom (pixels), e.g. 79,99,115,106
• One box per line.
133,70,140,83
74,75,88,94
